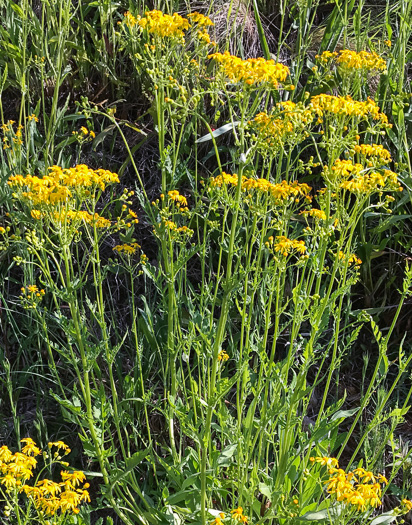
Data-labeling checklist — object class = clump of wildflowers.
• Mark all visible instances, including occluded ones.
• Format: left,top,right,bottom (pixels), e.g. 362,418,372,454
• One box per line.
231,506,248,523
316,49,386,72
72,126,95,143
354,143,392,165
138,10,190,39
113,242,141,255
210,173,312,206
271,235,306,257
217,350,229,362
248,101,313,154
310,94,388,124
8,164,119,205
209,51,290,88
309,457,388,511
0,439,90,518
19,285,45,309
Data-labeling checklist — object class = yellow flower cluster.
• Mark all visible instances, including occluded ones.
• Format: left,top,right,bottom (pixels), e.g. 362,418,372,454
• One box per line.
210,173,312,203
231,506,248,523
21,284,45,297
337,49,386,71
211,513,226,525
30,209,111,228
167,190,188,208
160,220,193,235
310,94,388,123
310,457,388,511
354,143,391,163
217,350,229,362
208,51,289,87
113,242,140,255
330,159,363,179
272,236,306,257
8,165,120,205
0,439,90,516
187,12,214,27
62,210,111,227
72,126,95,141
2,120,24,148
250,102,313,150
19,285,46,309
122,11,138,27
138,10,190,38
301,208,327,220
316,49,386,71
122,10,213,44
338,251,362,266
340,169,401,194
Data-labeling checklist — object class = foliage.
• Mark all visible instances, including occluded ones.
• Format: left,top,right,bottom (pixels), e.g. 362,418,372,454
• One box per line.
0,1,411,525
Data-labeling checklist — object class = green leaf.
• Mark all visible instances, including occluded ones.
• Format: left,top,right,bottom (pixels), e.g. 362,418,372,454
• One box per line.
217,443,238,466
196,122,240,143
298,509,329,521
109,447,151,488
370,512,397,525
319,0,356,53
329,407,360,422
259,482,272,500
251,0,270,60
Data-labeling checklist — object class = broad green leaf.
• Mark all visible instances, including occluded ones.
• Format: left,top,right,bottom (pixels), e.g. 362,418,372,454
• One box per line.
370,512,397,525
196,122,240,143
329,407,360,422
217,443,238,466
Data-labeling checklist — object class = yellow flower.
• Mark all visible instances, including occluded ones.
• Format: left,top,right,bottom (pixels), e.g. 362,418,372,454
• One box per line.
310,94,388,124
1,473,17,489
48,441,71,454
301,208,326,221
310,456,339,468
60,470,86,487
338,252,362,266
36,478,62,496
250,104,313,151
113,243,140,255
0,446,13,462
58,489,82,513
21,438,41,456
217,350,229,362
402,499,412,511
27,114,39,122
187,12,213,27
317,49,386,72
273,236,306,257
31,210,42,219
231,507,248,523
337,50,386,71
138,10,190,39
168,190,188,207
209,51,289,88
354,143,391,163
8,165,120,205
210,173,311,205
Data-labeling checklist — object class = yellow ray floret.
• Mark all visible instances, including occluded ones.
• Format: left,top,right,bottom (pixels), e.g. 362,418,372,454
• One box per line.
209,51,289,87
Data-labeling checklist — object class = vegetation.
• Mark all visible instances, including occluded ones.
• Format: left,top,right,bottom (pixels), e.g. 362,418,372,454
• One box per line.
0,1,412,524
